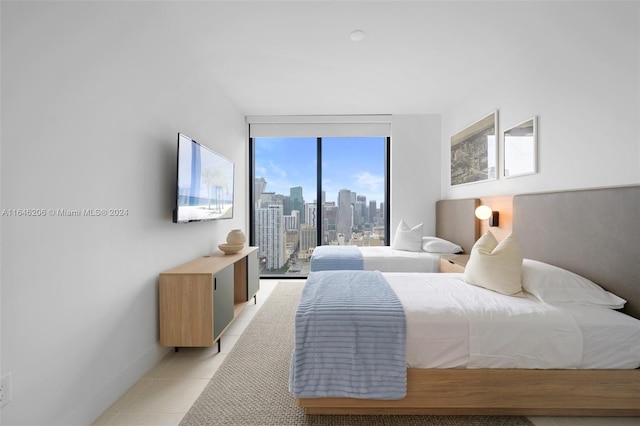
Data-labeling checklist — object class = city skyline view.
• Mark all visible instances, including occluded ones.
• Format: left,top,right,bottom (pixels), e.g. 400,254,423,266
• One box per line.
254,136,386,204
252,136,388,276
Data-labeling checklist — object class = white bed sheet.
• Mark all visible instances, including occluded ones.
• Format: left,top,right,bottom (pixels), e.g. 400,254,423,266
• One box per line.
359,247,441,272
383,272,640,370
561,305,640,369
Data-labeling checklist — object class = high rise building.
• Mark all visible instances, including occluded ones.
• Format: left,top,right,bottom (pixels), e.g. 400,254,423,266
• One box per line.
323,203,337,244
257,192,275,208
254,177,267,199
305,202,317,228
369,200,377,223
283,230,299,262
300,224,317,252
255,204,285,270
283,195,292,216
354,195,367,226
337,189,353,243
283,210,300,231
258,193,285,209
290,186,304,224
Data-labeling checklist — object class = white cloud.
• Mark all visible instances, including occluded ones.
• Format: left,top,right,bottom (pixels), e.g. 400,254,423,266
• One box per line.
354,171,383,191
269,160,288,178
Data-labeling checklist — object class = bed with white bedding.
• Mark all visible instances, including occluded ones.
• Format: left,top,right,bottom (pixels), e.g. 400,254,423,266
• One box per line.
294,185,640,416
290,271,640,394
293,268,640,413
309,245,443,272
360,247,443,272
309,198,479,272
385,272,639,370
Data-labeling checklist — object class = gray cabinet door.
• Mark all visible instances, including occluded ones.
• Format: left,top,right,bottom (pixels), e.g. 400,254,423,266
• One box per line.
213,264,234,341
247,250,260,301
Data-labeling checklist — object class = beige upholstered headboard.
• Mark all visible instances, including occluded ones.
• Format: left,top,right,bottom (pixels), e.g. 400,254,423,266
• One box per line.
435,198,481,254
513,185,640,320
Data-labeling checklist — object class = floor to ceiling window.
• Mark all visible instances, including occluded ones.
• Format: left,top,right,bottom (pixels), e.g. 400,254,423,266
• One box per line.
251,137,318,276
248,116,391,278
320,137,387,248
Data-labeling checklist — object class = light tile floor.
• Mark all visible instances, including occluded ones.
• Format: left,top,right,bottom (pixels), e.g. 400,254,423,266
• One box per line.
92,279,279,426
93,279,639,426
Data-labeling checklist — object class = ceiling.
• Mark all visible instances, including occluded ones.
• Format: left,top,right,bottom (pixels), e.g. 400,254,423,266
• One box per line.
137,0,566,116
25,0,624,118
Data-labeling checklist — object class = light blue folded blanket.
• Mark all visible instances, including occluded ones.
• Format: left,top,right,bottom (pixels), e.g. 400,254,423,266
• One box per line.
289,270,407,400
309,245,364,271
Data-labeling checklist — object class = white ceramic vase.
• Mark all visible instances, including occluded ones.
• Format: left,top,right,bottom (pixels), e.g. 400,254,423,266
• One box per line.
226,229,246,246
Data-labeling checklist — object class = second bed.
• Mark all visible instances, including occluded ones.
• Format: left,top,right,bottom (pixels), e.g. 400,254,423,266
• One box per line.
309,198,480,272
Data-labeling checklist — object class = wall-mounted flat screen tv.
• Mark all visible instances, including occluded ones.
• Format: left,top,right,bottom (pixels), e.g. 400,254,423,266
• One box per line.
173,133,234,223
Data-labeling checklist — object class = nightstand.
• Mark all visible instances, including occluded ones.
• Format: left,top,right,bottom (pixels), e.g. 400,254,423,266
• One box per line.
439,254,470,273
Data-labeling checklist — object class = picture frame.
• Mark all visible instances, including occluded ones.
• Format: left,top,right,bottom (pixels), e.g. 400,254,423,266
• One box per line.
503,117,537,178
450,111,498,186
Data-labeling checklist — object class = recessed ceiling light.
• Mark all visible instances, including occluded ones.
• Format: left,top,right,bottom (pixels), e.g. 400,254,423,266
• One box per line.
350,29,365,42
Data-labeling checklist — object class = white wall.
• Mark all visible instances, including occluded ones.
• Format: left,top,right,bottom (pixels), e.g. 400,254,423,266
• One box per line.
391,115,441,236
1,3,247,425
441,1,640,199
2,1,638,425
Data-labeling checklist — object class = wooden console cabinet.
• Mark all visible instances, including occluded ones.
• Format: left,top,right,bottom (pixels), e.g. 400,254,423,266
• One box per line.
159,246,259,350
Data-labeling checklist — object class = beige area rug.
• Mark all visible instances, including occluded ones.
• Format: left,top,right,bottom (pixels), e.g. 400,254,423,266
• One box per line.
179,281,534,426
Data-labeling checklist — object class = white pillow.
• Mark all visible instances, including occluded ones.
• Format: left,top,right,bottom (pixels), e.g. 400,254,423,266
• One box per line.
463,232,524,297
421,236,463,254
391,219,423,252
522,259,626,309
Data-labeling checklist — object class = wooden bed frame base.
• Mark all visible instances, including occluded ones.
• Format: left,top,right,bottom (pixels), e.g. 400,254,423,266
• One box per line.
297,368,640,416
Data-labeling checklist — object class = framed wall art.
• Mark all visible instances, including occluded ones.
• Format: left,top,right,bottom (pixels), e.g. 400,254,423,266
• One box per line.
450,111,498,186
503,117,537,178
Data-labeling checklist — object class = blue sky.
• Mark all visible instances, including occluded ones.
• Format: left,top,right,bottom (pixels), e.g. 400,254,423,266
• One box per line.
254,137,386,204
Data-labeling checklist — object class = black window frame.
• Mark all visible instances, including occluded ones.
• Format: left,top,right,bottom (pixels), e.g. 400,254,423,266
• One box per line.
249,136,391,279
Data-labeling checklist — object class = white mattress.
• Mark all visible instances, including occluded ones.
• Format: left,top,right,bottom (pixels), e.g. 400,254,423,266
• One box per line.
383,272,640,370
359,247,441,272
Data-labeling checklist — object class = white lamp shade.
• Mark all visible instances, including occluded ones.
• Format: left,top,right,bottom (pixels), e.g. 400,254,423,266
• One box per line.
475,205,493,220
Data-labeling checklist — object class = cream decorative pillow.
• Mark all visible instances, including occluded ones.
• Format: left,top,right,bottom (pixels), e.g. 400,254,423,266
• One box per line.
464,232,524,297
391,219,423,252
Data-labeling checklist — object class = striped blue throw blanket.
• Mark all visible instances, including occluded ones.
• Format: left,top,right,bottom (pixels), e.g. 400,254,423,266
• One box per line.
289,270,407,400
309,245,364,271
